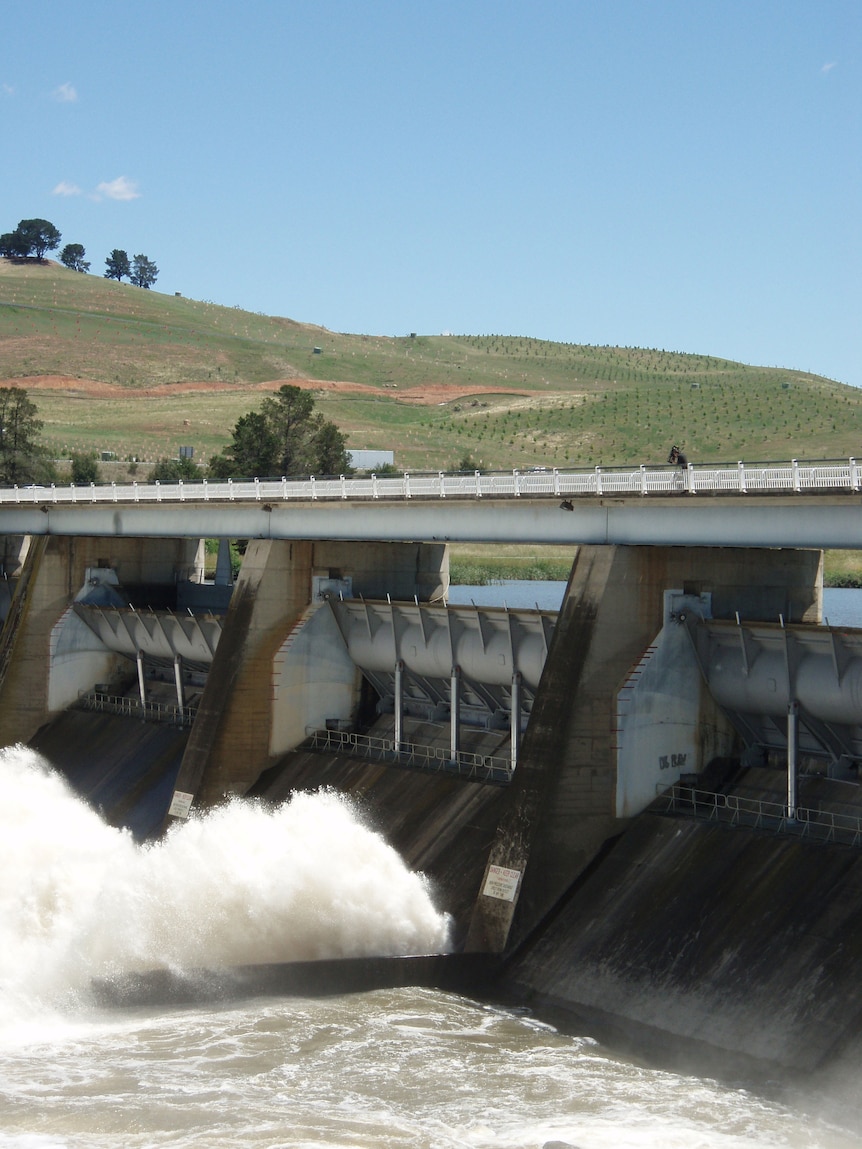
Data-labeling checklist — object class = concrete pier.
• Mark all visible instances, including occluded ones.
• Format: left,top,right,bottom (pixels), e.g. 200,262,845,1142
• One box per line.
0,535,201,747
169,540,448,812
466,544,822,954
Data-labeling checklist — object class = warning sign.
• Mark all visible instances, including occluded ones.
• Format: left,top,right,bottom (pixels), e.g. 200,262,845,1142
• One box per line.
482,864,522,902
168,790,194,819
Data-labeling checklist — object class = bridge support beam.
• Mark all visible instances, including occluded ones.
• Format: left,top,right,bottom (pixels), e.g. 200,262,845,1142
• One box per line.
466,543,822,954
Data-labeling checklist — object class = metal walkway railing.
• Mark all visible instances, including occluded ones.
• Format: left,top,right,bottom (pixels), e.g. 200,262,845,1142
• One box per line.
305,727,512,785
76,691,197,728
2,458,859,506
656,783,862,847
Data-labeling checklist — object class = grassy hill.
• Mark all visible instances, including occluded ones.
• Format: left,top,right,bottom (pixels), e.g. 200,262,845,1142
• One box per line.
1,257,861,474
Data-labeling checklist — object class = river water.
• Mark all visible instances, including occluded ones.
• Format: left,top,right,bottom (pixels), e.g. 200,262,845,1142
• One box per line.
4,588,862,1147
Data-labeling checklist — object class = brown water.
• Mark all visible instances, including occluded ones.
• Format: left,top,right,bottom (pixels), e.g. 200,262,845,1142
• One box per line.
1,989,860,1148
1,746,859,1148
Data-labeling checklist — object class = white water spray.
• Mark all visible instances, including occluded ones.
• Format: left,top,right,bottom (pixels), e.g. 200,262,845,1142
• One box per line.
0,745,451,1022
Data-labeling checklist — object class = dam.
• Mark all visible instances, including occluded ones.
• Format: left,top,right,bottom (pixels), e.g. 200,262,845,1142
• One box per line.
3,459,862,1079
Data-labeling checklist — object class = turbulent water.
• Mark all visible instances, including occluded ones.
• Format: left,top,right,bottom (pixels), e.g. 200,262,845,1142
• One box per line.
2,745,861,1148
0,746,450,1022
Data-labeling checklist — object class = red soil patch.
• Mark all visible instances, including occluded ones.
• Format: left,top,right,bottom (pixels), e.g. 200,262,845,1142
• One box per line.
0,375,533,405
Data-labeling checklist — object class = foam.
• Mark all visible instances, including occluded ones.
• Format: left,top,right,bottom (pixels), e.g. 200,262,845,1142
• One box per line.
0,745,450,1024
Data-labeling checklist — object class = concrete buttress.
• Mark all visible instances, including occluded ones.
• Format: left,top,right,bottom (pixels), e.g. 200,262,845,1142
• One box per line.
0,535,200,746
169,539,315,812
466,544,822,954
168,539,449,816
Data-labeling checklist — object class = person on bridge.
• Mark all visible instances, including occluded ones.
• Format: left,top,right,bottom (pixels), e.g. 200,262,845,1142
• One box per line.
668,445,688,468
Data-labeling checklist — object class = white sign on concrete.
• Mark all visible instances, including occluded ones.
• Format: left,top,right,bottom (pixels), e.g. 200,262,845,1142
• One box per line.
482,864,522,902
168,790,194,819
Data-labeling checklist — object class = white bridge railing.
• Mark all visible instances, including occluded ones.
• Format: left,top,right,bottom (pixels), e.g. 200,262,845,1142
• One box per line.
2,458,860,506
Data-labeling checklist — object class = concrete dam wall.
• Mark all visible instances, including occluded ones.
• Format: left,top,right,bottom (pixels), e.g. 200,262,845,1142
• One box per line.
500,781,862,1074
7,523,862,1077
30,709,188,842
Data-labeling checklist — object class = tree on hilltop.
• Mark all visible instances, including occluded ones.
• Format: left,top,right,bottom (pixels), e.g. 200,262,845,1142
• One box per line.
104,249,130,281
208,385,351,479
130,253,158,289
60,243,90,273
0,219,61,260
0,231,31,258
20,219,61,259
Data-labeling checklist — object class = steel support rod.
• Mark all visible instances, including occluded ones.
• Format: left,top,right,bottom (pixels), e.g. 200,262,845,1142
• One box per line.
393,659,404,755
136,649,147,710
510,671,521,770
173,654,185,712
787,700,799,821
450,665,461,763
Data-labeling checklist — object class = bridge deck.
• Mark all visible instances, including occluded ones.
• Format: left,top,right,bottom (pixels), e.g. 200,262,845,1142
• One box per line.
0,460,860,548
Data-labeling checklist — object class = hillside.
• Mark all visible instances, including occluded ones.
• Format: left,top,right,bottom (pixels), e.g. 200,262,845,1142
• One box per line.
1,258,861,473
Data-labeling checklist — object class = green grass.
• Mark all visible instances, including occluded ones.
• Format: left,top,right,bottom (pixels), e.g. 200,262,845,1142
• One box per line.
4,260,862,587
3,256,862,472
449,544,575,584
823,551,862,588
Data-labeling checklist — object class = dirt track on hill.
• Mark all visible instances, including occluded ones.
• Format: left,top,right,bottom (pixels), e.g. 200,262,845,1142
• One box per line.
0,375,533,405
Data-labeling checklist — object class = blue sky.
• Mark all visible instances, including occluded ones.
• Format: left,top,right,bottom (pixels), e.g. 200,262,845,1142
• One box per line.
2,1,859,385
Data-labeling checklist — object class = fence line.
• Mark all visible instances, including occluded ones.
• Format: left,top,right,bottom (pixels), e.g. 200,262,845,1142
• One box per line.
3,458,860,507
656,783,862,847
306,727,512,784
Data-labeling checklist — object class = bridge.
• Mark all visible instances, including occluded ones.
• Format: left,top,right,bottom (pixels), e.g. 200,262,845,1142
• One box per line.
1,458,861,548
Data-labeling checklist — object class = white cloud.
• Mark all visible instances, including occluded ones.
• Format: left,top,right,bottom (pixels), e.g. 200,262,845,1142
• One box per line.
1,84,13,96
52,181,82,197
94,176,141,201
821,61,838,74
52,82,78,102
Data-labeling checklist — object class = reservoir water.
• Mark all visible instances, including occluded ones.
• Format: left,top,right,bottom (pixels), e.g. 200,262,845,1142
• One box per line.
4,587,862,1147
450,582,862,627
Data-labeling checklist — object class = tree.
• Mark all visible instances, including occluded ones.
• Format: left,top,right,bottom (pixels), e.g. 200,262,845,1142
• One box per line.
104,249,130,281
69,451,101,485
60,243,90,273
19,219,61,259
312,418,351,476
151,455,200,482
227,411,279,476
455,452,482,471
209,385,351,479
0,231,31,259
0,219,61,260
130,253,159,289
259,386,318,475
0,388,46,485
